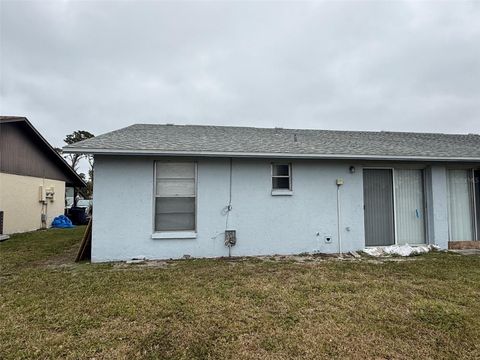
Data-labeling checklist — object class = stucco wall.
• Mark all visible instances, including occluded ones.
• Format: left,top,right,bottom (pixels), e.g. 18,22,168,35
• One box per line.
92,156,365,262
0,172,65,234
91,156,453,262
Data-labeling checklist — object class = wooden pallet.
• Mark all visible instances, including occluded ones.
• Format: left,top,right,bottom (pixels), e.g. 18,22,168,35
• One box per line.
76,219,92,262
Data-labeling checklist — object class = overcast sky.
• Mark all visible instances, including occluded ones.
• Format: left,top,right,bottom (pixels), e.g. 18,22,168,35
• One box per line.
1,0,480,154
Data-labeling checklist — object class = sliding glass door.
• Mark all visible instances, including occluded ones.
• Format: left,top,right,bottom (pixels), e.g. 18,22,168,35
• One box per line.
363,168,426,246
363,169,395,246
447,170,475,241
395,169,426,245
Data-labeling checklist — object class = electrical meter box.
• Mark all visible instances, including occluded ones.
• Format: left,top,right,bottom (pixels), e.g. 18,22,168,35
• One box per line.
225,230,237,246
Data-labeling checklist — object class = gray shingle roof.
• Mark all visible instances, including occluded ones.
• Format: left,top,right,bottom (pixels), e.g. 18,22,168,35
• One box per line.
64,124,480,161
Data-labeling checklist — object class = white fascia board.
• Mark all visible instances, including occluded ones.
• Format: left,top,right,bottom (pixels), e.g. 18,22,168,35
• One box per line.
63,147,480,162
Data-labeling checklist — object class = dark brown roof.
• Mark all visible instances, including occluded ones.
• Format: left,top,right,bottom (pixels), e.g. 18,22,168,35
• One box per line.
1,116,86,187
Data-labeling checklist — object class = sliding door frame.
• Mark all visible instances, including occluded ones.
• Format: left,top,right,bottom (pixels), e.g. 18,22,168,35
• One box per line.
363,167,396,246
446,167,479,242
363,167,427,246
472,169,479,241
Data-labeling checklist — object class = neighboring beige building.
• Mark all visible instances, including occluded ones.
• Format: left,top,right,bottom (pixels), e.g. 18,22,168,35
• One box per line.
0,116,85,235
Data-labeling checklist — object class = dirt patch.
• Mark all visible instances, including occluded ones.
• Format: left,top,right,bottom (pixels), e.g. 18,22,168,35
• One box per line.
37,248,426,270
37,243,80,267
450,249,480,256
112,260,176,270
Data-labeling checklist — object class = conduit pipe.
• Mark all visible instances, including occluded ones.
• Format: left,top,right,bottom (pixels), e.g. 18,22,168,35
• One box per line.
336,178,344,256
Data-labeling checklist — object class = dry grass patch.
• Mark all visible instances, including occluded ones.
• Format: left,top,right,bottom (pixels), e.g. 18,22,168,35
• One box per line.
1,227,479,359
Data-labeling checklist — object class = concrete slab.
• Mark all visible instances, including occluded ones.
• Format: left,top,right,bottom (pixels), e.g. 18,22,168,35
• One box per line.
0,234,10,242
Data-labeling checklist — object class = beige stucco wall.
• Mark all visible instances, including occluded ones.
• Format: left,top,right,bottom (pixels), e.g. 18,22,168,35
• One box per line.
0,172,66,234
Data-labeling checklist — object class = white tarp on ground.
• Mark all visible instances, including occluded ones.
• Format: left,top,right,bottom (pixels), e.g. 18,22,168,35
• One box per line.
363,244,439,257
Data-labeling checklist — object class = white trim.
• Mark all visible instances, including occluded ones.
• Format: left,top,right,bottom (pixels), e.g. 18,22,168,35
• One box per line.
471,169,477,241
63,147,480,162
271,190,293,196
151,231,197,239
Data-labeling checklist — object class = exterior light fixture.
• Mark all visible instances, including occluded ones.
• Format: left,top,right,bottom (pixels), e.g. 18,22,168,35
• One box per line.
349,166,356,174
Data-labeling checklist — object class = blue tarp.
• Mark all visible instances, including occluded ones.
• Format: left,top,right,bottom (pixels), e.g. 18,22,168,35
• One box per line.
51,215,74,228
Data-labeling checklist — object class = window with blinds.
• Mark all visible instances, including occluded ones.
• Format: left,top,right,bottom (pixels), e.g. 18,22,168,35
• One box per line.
154,162,196,232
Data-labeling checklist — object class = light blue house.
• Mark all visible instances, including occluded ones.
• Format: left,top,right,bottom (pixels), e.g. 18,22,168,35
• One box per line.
65,124,480,262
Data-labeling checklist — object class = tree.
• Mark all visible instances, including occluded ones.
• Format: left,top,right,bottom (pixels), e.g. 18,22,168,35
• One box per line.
63,130,95,171
61,131,95,199
85,168,94,197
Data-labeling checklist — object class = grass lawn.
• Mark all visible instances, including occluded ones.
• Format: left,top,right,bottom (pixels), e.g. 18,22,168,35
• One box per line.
1,227,480,359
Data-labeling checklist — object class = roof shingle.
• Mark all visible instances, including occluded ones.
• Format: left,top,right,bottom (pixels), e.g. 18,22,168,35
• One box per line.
64,124,480,161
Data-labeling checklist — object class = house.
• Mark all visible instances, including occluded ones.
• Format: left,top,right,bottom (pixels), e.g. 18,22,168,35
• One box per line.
63,124,480,262
0,116,85,234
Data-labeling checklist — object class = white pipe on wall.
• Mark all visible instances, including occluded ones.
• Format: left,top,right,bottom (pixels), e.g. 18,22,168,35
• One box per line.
336,180,343,256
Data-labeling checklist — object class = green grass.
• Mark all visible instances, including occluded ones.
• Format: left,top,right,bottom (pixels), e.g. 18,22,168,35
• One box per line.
1,228,480,359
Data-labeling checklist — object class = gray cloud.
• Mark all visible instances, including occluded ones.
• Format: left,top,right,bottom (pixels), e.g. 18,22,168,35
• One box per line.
1,0,480,152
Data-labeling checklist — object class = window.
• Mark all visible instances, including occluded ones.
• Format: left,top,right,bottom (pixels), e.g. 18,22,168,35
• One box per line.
272,163,292,190
154,162,196,232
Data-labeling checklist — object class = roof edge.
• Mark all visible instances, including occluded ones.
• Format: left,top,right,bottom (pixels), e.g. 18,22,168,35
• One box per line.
2,117,87,187
62,147,480,162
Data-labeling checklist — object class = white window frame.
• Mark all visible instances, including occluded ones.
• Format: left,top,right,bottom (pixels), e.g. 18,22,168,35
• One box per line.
152,161,197,239
271,163,293,195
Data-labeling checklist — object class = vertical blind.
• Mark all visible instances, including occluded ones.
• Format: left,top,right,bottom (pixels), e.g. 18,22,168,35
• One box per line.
476,170,480,241
155,162,196,231
395,169,426,245
363,169,395,246
447,169,474,241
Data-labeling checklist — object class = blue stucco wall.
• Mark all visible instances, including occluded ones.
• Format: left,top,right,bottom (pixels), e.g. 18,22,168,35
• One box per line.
92,156,365,261
91,156,449,262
